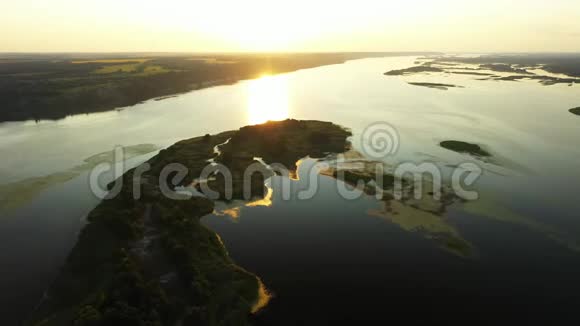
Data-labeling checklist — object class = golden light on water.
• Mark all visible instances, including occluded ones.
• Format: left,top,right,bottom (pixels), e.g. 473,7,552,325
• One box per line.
246,187,274,208
213,187,273,220
246,75,290,125
289,159,304,181
251,279,272,314
214,207,242,220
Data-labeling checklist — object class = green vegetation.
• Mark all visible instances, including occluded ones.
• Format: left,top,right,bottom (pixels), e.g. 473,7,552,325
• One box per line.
29,120,351,326
92,63,171,75
570,107,580,116
202,120,351,199
91,63,141,74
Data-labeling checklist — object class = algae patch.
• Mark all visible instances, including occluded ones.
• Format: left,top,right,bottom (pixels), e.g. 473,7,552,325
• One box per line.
321,155,473,258
0,144,159,212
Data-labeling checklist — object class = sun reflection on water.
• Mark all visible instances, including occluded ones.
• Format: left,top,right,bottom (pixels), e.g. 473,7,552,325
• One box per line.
246,75,290,125
245,186,273,208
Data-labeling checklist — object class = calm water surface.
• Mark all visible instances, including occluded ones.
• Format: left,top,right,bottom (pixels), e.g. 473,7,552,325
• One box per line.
1,57,580,324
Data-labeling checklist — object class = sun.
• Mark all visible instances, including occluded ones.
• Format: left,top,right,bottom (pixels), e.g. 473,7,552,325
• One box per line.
246,75,291,125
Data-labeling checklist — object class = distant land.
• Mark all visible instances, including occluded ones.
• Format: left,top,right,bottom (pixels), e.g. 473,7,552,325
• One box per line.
385,53,580,86
0,52,436,123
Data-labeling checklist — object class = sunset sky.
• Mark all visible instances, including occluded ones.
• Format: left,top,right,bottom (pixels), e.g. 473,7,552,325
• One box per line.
2,0,580,52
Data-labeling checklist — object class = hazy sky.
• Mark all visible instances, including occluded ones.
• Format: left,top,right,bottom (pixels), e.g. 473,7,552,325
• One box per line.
2,0,580,52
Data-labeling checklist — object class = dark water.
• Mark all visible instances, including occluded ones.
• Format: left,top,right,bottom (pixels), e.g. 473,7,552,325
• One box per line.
203,159,580,324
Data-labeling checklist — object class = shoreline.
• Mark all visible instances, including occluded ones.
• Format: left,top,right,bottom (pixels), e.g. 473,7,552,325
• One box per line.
0,53,431,123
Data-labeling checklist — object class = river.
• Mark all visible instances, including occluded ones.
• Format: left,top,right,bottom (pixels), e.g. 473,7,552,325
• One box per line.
1,56,580,324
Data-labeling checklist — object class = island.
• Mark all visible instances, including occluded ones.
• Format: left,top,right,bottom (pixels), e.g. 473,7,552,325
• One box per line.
29,120,351,326
407,82,464,90
384,65,443,76
440,140,491,158
570,107,580,116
